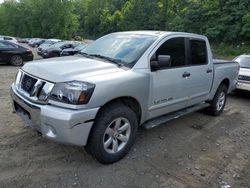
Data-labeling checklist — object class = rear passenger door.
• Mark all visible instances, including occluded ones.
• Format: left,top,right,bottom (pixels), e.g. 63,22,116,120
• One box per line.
185,38,213,106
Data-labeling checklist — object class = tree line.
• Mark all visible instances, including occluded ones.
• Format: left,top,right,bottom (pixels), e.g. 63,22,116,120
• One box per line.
0,0,249,44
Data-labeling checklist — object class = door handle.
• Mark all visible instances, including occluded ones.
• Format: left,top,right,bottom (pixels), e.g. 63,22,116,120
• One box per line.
182,72,191,78
207,68,213,73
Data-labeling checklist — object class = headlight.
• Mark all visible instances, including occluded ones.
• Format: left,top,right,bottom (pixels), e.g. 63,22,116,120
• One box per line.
49,81,95,105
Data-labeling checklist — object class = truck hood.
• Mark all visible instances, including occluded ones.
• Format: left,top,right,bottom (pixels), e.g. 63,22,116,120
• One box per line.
239,68,250,76
22,55,124,82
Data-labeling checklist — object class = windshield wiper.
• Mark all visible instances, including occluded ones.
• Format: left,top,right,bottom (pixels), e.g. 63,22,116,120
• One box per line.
89,54,124,67
79,52,93,58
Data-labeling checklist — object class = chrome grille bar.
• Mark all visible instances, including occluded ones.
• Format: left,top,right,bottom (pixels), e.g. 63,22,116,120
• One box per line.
15,70,54,104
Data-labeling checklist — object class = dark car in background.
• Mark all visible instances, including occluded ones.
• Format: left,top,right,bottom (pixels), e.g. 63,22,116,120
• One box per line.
0,40,33,66
40,41,77,58
28,38,46,47
60,43,88,56
37,39,61,56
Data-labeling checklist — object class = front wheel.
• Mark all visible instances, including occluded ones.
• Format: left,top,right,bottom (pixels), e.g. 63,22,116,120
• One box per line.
207,84,228,116
86,103,138,164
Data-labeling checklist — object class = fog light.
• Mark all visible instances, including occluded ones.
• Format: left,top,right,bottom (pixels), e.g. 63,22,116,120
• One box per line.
45,125,56,138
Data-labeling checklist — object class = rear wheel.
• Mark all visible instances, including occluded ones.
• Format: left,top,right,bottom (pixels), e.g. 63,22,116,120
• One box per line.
207,84,228,116
86,103,138,164
10,55,23,66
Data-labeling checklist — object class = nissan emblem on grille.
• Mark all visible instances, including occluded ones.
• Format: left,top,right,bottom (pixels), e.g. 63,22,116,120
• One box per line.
25,79,33,90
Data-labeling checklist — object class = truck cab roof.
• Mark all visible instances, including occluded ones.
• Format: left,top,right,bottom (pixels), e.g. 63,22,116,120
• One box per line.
113,31,207,39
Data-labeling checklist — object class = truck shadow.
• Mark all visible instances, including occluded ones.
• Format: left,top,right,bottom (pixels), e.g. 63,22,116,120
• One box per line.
230,90,250,100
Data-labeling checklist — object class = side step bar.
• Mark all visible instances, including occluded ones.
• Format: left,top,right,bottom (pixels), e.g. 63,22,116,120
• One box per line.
142,103,210,129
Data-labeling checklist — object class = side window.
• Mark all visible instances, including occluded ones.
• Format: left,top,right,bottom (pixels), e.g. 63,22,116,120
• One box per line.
2,41,17,48
0,42,6,48
190,39,207,65
4,37,12,40
155,37,186,68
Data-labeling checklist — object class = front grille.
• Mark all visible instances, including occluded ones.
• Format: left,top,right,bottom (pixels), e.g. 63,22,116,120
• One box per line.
238,75,250,82
16,70,54,104
21,74,38,94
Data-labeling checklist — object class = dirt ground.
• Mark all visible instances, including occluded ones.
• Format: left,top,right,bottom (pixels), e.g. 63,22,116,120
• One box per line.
0,57,250,187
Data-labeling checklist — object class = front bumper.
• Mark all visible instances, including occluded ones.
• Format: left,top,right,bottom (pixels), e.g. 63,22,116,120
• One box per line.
10,84,99,146
236,81,250,91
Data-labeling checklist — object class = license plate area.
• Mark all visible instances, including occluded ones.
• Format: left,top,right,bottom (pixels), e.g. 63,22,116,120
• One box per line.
14,101,33,127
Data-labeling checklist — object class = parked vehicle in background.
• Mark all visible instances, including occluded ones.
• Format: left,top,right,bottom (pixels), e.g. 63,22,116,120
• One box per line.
0,40,33,66
28,38,39,44
0,36,18,44
60,43,88,56
39,41,77,58
234,55,250,91
10,31,239,164
28,38,46,47
17,38,30,43
37,39,61,56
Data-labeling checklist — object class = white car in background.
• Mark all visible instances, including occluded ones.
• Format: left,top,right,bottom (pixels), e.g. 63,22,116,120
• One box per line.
234,55,250,91
0,36,18,44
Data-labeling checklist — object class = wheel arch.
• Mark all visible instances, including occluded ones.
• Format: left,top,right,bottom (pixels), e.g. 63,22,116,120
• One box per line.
96,96,142,125
208,77,230,102
220,78,230,90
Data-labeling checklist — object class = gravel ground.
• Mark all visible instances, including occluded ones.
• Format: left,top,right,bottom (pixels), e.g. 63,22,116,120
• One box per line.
0,54,249,188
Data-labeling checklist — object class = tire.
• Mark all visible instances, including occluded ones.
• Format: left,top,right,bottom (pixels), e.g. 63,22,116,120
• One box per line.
10,55,23,66
207,84,228,116
86,103,138,164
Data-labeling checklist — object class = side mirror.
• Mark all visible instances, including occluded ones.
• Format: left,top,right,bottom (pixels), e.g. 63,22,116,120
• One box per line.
151,55,171,71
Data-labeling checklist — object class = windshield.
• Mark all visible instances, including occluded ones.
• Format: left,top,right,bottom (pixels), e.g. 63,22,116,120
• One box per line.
53,41,64,47
81,33,157,67
235,56,250,68
43,40,53,45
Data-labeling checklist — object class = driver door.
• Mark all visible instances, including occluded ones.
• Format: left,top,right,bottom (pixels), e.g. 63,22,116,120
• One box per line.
148,37,189,119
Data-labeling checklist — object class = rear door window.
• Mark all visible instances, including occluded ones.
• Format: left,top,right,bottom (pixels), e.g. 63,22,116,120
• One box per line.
189,39,207,65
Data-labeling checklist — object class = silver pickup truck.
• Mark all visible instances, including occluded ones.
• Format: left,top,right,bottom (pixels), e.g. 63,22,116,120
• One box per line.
10,31,239,164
